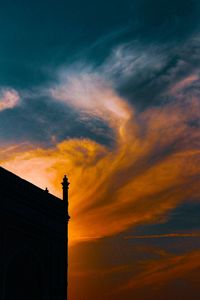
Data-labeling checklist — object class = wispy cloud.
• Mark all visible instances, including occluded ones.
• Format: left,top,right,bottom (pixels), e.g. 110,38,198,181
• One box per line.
0,89,20,111
125,232,200,239
51,69,132,123
0,33,200,247
117,250,200,293
1,78,199,245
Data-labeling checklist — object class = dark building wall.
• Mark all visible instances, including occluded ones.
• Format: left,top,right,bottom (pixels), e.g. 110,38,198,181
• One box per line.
0,167,68,300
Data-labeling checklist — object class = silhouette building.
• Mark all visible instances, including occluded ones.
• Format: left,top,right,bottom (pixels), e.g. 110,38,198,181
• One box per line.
0,166,70,300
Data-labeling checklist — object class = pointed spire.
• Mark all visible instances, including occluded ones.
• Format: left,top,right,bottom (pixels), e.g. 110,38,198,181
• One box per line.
62,175,69,188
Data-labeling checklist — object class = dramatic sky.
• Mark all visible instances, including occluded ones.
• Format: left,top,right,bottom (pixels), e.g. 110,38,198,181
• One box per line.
0,0,200,299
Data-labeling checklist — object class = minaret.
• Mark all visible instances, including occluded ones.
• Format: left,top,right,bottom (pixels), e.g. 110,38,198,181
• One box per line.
62,175,70,205
62,175,70,300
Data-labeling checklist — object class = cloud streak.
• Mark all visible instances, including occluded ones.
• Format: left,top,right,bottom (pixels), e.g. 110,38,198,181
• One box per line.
117,250,200,293
125,233,200,239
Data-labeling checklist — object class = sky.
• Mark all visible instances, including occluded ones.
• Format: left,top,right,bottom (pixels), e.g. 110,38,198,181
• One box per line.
0,0,200,299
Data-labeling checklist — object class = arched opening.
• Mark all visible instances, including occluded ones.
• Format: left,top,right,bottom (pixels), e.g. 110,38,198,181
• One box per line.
5,251,42,300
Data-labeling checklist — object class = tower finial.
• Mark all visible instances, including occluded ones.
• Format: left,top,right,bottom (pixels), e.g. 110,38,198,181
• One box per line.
62,175,69,201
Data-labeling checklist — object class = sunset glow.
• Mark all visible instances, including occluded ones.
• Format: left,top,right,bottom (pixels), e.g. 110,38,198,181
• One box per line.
0,1,200,299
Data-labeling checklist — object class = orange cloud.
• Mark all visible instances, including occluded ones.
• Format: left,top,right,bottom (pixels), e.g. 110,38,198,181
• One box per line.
170,74,199,95
0,78,200,246
118,250,200,292
125,232,200,239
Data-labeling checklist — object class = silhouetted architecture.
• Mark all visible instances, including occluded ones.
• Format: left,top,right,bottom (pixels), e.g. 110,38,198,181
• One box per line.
0,166,70,300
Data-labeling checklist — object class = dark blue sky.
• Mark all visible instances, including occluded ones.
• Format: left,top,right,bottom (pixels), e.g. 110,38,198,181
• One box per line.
0,0,199,89
0,0,200,147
